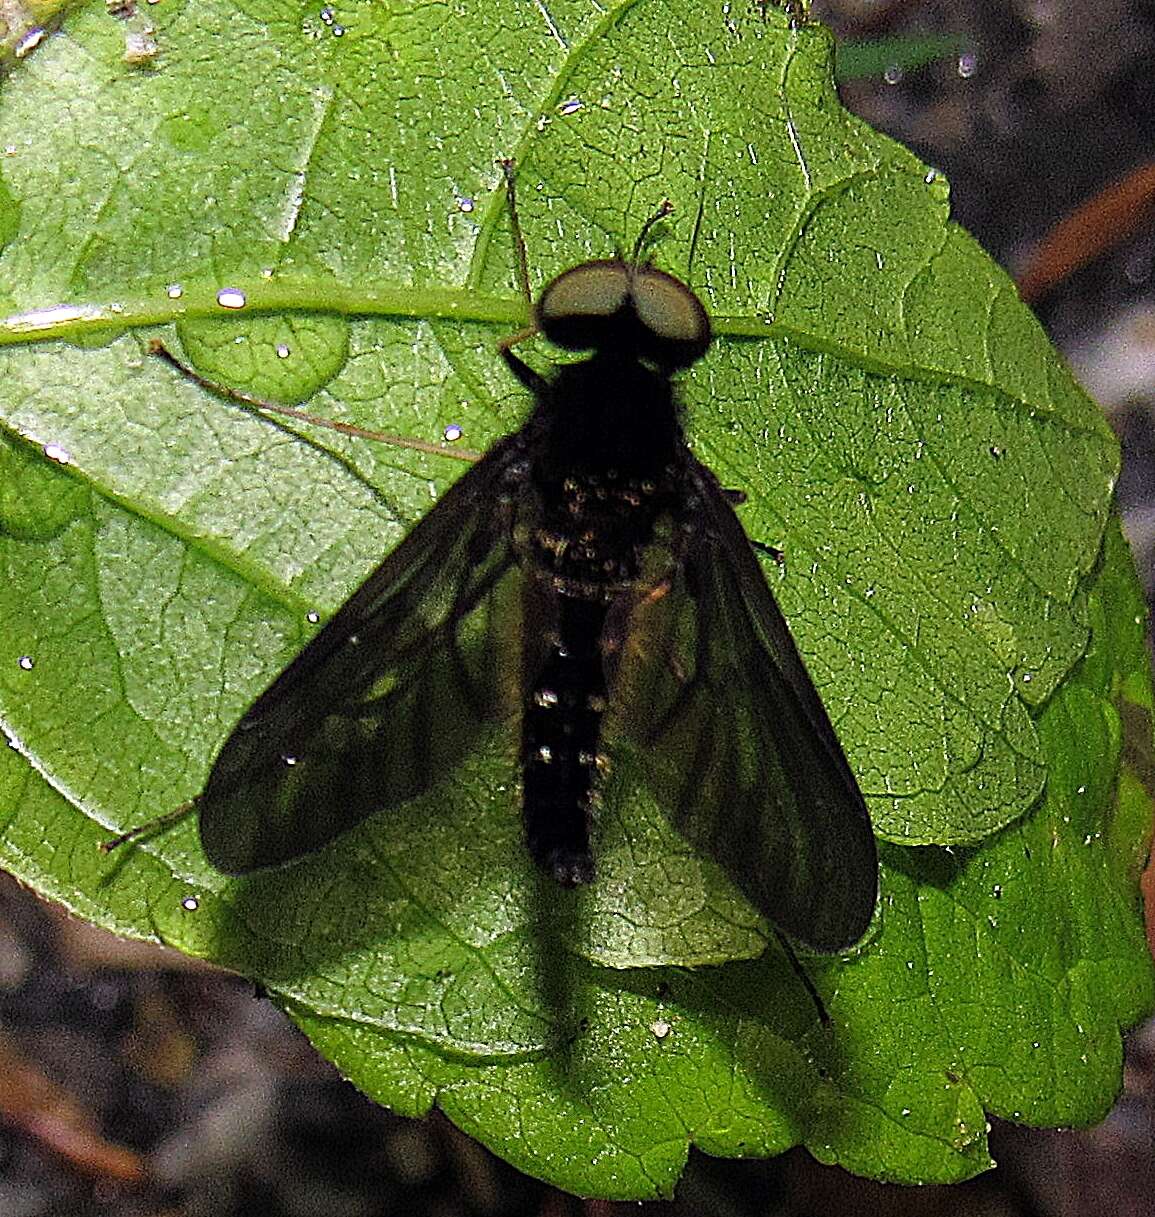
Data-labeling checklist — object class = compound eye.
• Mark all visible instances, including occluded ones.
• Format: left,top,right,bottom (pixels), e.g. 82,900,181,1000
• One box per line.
630,265,712,369
535,261,632,352
536,260,713,369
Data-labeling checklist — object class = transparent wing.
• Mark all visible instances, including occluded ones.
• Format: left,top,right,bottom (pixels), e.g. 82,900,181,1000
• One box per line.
610,463,878,951
198,435,528,873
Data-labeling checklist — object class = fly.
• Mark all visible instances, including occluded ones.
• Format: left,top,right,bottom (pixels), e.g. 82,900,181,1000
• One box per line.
112,163,878,954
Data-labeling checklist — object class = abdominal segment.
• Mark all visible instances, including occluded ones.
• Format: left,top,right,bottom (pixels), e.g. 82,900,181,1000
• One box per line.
521,595,608,886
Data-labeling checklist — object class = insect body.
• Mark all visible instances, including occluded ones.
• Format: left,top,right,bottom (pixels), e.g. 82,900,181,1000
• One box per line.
508,258,710,887
182,188,877,953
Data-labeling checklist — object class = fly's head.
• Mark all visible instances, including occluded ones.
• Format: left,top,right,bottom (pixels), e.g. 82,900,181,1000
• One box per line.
535,260,712,373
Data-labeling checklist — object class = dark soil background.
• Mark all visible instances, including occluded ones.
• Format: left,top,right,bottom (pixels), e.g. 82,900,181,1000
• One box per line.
4,1,1155,1214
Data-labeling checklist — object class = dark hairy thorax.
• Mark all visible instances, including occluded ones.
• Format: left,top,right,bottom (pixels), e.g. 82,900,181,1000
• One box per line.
516,352,687,884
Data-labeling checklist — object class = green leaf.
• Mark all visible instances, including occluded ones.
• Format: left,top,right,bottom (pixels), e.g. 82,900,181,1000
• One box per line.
0,0,1150,1197
834,34,968,84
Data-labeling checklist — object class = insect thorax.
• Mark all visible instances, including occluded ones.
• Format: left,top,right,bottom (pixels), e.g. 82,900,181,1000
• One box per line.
522,352,686,600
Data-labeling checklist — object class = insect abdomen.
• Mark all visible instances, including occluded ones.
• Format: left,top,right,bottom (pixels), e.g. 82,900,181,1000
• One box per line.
520,450,671,887
522,594,607,885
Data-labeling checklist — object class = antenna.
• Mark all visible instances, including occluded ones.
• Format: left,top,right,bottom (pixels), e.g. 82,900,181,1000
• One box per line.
631,199,675,264
500,158,533,307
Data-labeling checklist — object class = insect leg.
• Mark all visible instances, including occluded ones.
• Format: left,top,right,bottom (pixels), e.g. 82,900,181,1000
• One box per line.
147,340,481,462
100,798,197,853
716,487,784,563
499,346,549,395
749,539,786,565
774,929,830,1025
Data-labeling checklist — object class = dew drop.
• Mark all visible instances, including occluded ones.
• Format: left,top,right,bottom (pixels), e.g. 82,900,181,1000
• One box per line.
275,343,291,358
43,443,71,465
216,287,247,310
124,29,159,64
181,895,199,912
957,51,978,78
14,28,46,58
536,745,553,763
166,283,184,299
456,196,475,214
882,63,903,85
650,1019,671,1040
17,656,34,671
306,610,320,624
558,97,583,115
443,423,463,442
